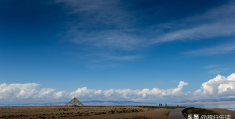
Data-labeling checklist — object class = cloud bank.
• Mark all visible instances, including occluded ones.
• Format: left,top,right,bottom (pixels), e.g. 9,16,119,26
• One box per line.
195,73,235,97
1,73,235,102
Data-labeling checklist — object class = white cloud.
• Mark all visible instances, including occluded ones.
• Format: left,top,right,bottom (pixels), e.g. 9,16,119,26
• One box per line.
70,29,145,51
55,0,235,50
0,81,189,101
205,65,222,69
201,75,228,95
184,43,235,56
53,0,235,63
203,65,228,74
152,2,235,44
54,91,68,99
54,0,141,50
0,83,39,99
1,73,235,102
172,81,189,95
195,73,235,97
107,55,140,61
152,23,235,44
208,68,228,74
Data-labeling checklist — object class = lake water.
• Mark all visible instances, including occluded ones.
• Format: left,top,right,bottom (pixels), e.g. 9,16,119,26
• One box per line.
167,103,235,111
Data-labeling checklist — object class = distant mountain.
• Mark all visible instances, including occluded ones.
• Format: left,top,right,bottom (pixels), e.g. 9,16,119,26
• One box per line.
0,100,155,106
81,100,155,106
82,100,144,104
43,100,155,106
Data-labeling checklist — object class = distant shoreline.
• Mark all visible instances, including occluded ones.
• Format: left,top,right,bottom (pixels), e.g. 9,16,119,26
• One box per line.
169,101,235,104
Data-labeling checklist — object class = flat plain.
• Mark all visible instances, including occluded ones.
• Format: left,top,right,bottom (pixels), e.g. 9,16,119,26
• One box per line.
0,106,175,119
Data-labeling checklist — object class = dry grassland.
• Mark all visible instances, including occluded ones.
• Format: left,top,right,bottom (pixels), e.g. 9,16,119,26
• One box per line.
0,106,175,119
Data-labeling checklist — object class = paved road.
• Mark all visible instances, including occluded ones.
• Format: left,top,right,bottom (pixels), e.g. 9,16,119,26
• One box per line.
167,107,194,119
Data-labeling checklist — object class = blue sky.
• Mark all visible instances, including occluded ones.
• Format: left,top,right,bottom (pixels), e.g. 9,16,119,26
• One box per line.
1,0,235,104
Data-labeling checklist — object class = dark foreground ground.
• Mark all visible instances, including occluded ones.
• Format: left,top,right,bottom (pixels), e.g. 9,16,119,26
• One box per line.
0,106,175,119
183,108,235,119
1,106,234,119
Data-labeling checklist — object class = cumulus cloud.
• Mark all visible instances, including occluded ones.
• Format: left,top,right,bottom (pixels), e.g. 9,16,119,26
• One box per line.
69,81,189,100
0,81,189,101
0,83,68,100
1,73,235,101
195,73,235,97
0,83,39,99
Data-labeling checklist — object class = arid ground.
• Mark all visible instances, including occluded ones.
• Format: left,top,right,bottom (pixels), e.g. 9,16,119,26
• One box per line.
183,108,235,119
0,106,175,119
208,108,235,118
